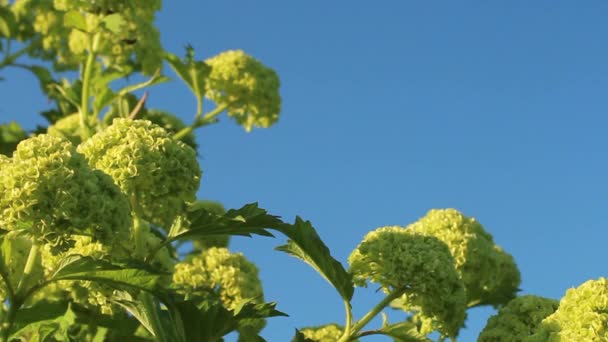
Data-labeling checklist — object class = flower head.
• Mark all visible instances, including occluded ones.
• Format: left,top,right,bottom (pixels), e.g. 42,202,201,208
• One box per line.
406,209,521,307
296,324,358,342
528,278,608,341
78,118,201,228
348,226,467,337
205,50,281,132
0,134,130,241
478,295,558,342
173,247,265,333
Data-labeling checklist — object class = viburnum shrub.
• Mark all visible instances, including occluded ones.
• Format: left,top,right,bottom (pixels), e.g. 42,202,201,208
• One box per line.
0,2,604,342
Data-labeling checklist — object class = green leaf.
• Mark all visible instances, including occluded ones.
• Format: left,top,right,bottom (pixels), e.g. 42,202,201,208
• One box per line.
164,50,210,101
9,301,75,341
48,255,162,293
0,121,27,156
102,13,126,34
169,297,286,342
170,203,278,241
18,64,54,93
272,217,354,302
0,6,16,37
115,292,180,342
64,10,88,32
378,321,432,342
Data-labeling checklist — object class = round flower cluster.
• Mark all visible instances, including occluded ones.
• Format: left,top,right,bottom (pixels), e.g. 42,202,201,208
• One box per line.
296,324,358,342
17,0,163,73
173,247,265,333
0,134,131,242
478,295,558,341
528,278,608,341
348,226,467,337
103,95,198,150
405,209,521,307
77,118,201,228
205,50,281,132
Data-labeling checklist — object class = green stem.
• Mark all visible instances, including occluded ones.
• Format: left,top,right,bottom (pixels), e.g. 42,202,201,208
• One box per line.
348,286,407,337
130,197,145,259
337,300,353,342
0,41,30,69
15,243,39,296
79,33,100,140
173,103,229,141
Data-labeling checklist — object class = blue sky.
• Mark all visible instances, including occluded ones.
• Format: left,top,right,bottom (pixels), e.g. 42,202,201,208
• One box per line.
3,1,608,341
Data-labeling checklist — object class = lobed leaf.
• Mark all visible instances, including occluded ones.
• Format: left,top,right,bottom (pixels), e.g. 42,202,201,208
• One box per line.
272,217,354,302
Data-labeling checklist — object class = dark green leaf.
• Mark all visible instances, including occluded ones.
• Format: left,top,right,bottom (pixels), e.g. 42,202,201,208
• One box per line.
170,203,278,241
9,301,74,341
49,255,162,293
64,10,88,32
115,292,181,342
272,217,354,302
0,121,27,156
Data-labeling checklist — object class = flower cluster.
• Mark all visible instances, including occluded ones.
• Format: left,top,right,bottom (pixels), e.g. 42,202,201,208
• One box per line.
405,209,521,307
205,50,281,131
297,324,358,342
478,295,558,341
0,134,131,242
173,247,265,333
13,0,163,73
528,278,608,341
78,118,201,228
348,226,467,337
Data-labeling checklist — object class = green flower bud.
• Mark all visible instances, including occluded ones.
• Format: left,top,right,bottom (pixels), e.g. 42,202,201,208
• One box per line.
528,278,608,341
0,134,130,242
205,50,281,132
406,209,521,307
78,119,201,228
348,226,466,337
297,324,358,342
478,295,558,342
173,247,265,333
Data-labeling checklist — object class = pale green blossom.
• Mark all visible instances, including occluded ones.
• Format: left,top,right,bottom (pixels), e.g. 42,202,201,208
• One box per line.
78,118,201,228
406,209,521,307
205,50,281,131
527,278,608,341
348,226,466,337
0,134,130,242
297,324,358,342
173,247,265,333
478,295,558,342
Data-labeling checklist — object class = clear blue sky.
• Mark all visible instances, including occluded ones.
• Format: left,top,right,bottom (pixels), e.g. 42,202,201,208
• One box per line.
4,1,608,341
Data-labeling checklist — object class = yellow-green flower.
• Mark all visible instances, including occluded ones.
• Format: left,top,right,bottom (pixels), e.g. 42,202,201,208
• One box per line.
348,226,466,337
205,50,281,132
478,295,558,342
527,278,608,341
0,134,130,242
406,209,521,307
78,118,201,228
297,324,358,342
173,247,265,333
